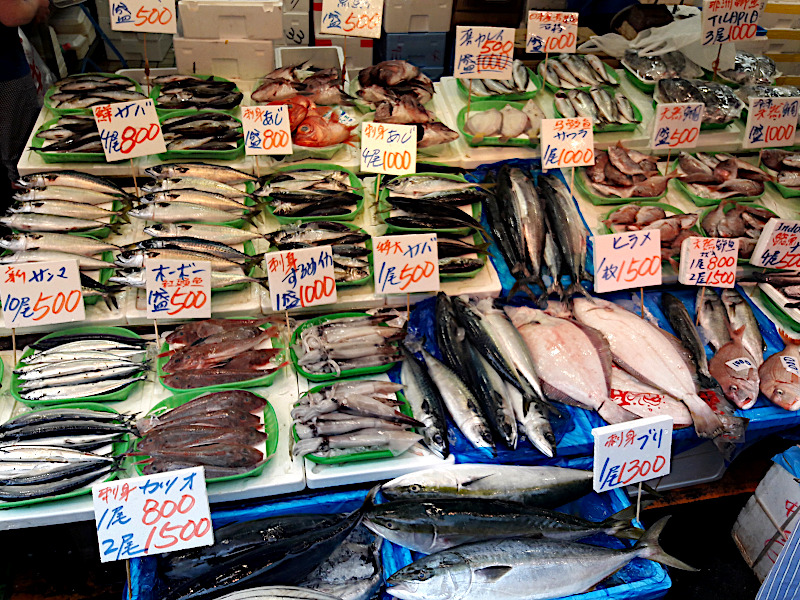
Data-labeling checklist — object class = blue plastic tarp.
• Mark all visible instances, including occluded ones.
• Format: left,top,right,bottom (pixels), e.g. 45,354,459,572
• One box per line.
773,445,800,479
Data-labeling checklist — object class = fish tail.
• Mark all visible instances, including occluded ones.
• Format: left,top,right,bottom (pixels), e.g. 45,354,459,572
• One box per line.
108,220,124,235
103,291,119,312
634,516,698,571
243,255,264,271
566,279,592,300
601,505,643,540
253,276,270,289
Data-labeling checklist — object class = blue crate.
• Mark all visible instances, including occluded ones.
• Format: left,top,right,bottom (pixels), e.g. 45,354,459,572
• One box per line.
376,32,447,68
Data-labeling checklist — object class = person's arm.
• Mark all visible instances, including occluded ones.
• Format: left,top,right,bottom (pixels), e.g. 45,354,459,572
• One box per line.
0,0,49,27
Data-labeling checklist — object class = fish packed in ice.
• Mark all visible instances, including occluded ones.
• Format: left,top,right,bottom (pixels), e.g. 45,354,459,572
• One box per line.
622,49,703,83
655,78,743,125
585,145,670,198
47,73,146,110
674,151,772,200
539,54,619,89
153,74,243,110
160,111,243,151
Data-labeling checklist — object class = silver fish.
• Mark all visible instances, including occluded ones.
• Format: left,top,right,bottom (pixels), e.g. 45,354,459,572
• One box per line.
0,250,112,270
720,288,765,366
13,186,124,205
20,375,147,401
0,214,110,233
145,163,257,185
0,232,118,256
10,200,119,221
127,202,254,224
144,222,263,244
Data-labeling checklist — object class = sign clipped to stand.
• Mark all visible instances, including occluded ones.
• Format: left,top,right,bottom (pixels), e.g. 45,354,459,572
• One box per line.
701,0,763,45
540,117,594,170
267,246,337,312
360,122,417,176
0,260,85,328
650,102,704,150
679,237,739,288
241,105,293,156
93,99,166,162
319,0,383,38
593,230,662,293
93,467,213,562
743,97,799,149
592,415,673,493
526,11,578,54
145,259,212,319
454,26,515,80
750,218,800,270
108,0,177,34
373,234,440,295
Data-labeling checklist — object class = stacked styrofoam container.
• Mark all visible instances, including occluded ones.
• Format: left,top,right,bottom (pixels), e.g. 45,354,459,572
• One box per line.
311,2,374,70
173,0,282,78
282,0,311,47
735,1,800,79
50,5,97,60
94,0,172,62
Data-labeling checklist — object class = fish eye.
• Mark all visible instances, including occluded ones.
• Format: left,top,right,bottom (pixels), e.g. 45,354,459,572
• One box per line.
777,389,784,396
409,484,422,493
730,385,738,392
415,569,433,581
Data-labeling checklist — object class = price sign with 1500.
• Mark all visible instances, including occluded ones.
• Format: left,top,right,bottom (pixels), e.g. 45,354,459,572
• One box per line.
0,260,85,329
679,237,739,288
526,11,578,54
373,234,440,295
266,246,337,312
93,98,166,162
743,96,799,149
320,0,382,38
650,102,704,150
108,0,177,34
593,230,662,293
540,117,594,169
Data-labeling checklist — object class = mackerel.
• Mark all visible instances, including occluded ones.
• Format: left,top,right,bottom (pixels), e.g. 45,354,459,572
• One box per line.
127,201,255,224
0,213,111,233
16,171,130,196
10,199,120,220
400,345,450,459
0,232,118,256
0,250,112,270
13,186,125,205
144,222,264,244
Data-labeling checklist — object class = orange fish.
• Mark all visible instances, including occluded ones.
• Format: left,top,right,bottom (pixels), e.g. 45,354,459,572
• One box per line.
268,95,315,132
293,111,357,148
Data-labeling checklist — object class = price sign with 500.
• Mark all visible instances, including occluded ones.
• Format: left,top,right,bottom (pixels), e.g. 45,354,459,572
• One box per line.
650,102,704,150
109,0,177,34
320,0,382,38
93,99,166,162
0,260,85,328
373,234,440,295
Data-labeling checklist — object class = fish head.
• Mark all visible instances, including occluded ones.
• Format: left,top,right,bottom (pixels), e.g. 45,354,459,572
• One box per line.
143,223,174,237
269,95,311,130
363,508,437,552
0,232,24,251
114,250,144,269
721,375,759,410
766,382,800,411
16,174,46,189
12,190,35,202
388,556,465,600
127,205,154,220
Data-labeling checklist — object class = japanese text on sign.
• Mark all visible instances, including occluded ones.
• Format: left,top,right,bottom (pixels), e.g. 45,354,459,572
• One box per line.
750,219,800,269
592,415,673,492
540,118,595,169
650,102,704,150
678,236,739,288
743,97,799,149
93,467,213,562
109,0,177,34
454,26,515,80
242,105,293,156
701,0,763,45
267,246,337,312
0,260,85,329
526,11,578,54
145,259,211,319
593,230,662,293
360,122,416,176
373,234,440,294
93,99,166,162
320,0,382,38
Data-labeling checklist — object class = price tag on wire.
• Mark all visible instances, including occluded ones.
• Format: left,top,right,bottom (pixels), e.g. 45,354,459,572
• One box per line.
108,0,177,34
592,415,673,492
454,26,515,80
241,105,293,156
360,122,416,176
678,236,739,288
701,0,763,45
93,467,213,562
743,97,799,149
750,218,800,269
145,259,211,319
266,246,337,312
540,117,595,169
593,230,662,293
526,11,578,54
373,234,439,294
650,102,704,150
319,0,382,38
93,98,166,162
0,260,85,328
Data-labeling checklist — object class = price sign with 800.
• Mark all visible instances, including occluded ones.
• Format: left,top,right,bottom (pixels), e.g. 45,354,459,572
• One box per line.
93,98,166,162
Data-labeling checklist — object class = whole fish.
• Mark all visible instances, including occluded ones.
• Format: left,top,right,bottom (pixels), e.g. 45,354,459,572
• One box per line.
13,186,126,205
198,587,342,600
10,199,121,221
292,429,422,458
504,381,556,457
20,375,146,401
662,293,715,388
144,223,264,245
18,364,145,391
0,232,118,256
759,335,800,411
140,190,250,214
115,248,248,272
125,237,254,263
709,325,760,410
0,463,112,500
720,288,765,366
400,345,450,459
467,345,519,449
0,250,112,270
17,170,130,196
128,202,256,224
0,213,114,233
145,163,258,185
696,288,731,352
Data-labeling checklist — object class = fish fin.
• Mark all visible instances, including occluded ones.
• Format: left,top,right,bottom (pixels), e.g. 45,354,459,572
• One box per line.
474,566,513,583
634,516,698,571
107,221,124,235
458,474,493,489
253,276,270,289
777,329,800,345
642,482,664,499
600,505,644,540
572,321,613,391
244,255,264,271
103,292,119,312
566,279,592,300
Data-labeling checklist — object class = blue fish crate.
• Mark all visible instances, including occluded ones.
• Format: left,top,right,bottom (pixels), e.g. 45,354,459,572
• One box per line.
126,489,412,600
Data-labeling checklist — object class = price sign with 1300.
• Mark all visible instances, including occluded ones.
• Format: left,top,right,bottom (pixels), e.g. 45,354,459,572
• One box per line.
526,11,578,54
743,97,799,149
0,260,85,329
320,0,382,38
540,117,595,169
373,234,440,295
267,246,337,312
93,467,213,562
360,122,416,176
592,415,673,492
593,230,662,293
108,0,176,33
145,259,211,319
750,218,800,269
454,26,515,80
701,0,762,45
242,105,293,156
650,102,704,150
678,236,739,288
93,98,166,162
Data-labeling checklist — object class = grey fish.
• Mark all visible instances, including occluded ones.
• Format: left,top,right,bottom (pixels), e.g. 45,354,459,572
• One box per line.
662,293,715,388
589,87,619,123
292,429,422,458
109,269,268,290
125,236,254,263
503,167,547,298
127,202,255,224
0,213,113,233
10,200,120,221
400,345,450,459
207,587,343,600
15,171,128,196
20,375,146,401
142,177,250,199
720,288,765,366
0,463,112,500
0,232,118,256
114,248,247,272
696,288,731,352
19,365,145,391
0,250,112,270
144,223,263,244
145,163,258,185
13,186,125,205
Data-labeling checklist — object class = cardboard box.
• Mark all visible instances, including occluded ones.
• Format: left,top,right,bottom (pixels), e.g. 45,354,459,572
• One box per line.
313,33,373,70
383,0,453,33
174,37,274,78
282,10,311,46
377,32,447,67
178,0,283,40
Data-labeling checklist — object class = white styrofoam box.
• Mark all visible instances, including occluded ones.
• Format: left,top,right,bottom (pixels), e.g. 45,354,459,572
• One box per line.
104,32,172,62
283,0,310,12
736,30,800,54
383,0,453,33
520,0,567,25
174,37,274,78
282,10,311,46
50,5,93,36
314,33,373,70
178,0,283,40
58,31,95,60
760,2,800,29
116,67,179,84
275,44,343,70
732,461,800,582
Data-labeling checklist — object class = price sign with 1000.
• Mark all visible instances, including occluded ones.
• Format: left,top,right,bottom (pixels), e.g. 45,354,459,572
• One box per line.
650,102,704,150
701,0,763,45
320,0,382,38
593,230,662,293
360,122,416,176
266,246,337,312
743,97,799,149
454,26,515,80
540,117,595,169
108,0,177,34
0,260,85,328
93,98,166,162
678,237,738,288
526,11,578,54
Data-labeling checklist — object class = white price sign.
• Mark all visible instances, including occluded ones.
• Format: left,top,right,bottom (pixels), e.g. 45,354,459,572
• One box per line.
750,218,800,269
526,11,578,54
592,415,673,493
319,0,382,38
701,0,763,45
360,122,416,176
242,105,293,156
92,99,166,162
109,0,177,34
678,236,739,288
782,355,800,377
93,467,213,562
540,117,594,169
454,26,515,80
0,260,85,328
373,234,439,294
593,230,662,293
145,259,211,319
266,246,337,312
743,97,799,149
650,102,704,150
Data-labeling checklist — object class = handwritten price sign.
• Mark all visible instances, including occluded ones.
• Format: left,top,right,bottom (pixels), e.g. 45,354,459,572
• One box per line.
320,0,382,38
593,230,662,293
360,122,416,176
592,415,673,493
743,97,799,149
93,467,213,562
454,26,515,80
109,0,177,34
678,237,739,288
242,105,293,156
526,11,578,54
0,261,85,328
650,102,704,150
267,246,337,312
145,259,211,319
751,219,800,269
701,0,763,45
373,234,439,294
93,99,165,162
540,117,595,169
